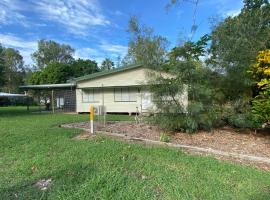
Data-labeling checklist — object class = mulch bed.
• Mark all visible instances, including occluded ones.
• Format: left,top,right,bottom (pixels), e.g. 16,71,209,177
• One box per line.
65,121,270,170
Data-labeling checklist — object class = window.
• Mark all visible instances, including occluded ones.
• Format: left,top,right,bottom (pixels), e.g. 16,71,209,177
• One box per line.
82,89,99,102
114,88,137,102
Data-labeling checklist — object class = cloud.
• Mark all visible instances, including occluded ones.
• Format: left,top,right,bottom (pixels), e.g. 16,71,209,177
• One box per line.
74,47,100,59
223,9,241,17
0,33,127,67
0,0,29,27
202,0,243,18
0,33,37,65
99,42,128,56
74,48,105,65
32,0,110,36
75,42,128,66
114,10,124,16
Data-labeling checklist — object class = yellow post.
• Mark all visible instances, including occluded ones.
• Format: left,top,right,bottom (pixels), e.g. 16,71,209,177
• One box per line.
90,105,94,134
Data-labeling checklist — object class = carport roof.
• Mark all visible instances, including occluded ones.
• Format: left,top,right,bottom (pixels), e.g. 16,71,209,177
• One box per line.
19,83,76,90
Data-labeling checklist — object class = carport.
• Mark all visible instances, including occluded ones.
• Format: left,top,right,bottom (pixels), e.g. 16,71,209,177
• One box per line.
20,83,76,113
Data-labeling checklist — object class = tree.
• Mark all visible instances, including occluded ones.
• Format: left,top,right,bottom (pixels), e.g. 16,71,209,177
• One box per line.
70,59,99,77
29,62,73,84
2,48,24,93
32,40,74,69
209,0,270,100
250,50,270,126
0,45,5,89
101,58,114,70
149,37,222,133
244,0,269,9
116,56,121,68
125,16,168,69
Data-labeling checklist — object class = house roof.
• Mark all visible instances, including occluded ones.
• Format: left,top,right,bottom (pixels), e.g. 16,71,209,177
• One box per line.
20,83,76,90
74,64,143,82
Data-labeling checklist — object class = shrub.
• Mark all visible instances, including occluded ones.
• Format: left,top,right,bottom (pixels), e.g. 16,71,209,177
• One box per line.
159,132,171,143
227,113,257,129
249,50,270,127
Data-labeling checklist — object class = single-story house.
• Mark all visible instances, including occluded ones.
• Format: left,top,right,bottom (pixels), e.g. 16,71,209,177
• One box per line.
74,64,187,114
20,64,187,114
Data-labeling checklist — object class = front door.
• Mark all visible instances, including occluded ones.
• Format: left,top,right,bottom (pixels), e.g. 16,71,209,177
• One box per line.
141,92,153,112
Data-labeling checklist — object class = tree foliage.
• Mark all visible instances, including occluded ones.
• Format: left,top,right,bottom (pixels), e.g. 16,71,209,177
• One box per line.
32,40,74,69
209,0,270,100
0,45,5,88
125,16,168,69
29,58,99,84
29,63,73,84
1,47,25,92
150,37,222,133
250,50,270,125
101,58,114,71
70,59,99,77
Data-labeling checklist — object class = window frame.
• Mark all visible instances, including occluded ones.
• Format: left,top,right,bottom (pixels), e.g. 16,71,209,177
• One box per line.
82,88,99,103
114,87,138,102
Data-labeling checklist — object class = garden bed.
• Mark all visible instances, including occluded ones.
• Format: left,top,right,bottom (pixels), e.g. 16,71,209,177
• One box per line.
64,121,270,170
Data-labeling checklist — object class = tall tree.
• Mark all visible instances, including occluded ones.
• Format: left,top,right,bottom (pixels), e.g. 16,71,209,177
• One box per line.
2,48,24,93
209,0,270,99
0,44,5,89
101,58,114,70
70,59,99,77
126,16,168,69
32,40,74,69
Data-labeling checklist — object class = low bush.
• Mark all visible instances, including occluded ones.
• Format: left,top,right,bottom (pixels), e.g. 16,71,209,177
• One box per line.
159,132,171,142
227,113,256,129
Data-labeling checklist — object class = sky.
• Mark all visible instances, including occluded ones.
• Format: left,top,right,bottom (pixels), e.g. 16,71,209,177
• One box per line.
0,0,243,66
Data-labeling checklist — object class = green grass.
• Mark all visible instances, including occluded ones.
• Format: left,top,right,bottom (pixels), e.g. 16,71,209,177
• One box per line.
0,107,270,200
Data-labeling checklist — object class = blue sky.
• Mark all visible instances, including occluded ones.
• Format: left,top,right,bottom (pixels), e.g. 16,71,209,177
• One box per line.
0,0,243,66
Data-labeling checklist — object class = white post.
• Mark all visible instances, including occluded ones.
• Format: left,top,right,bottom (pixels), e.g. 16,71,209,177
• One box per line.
52,90,55,114
90,105,94,134
91,120,94,134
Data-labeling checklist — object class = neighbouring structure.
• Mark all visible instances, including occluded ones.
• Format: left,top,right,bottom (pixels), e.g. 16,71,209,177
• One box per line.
0,92,28,107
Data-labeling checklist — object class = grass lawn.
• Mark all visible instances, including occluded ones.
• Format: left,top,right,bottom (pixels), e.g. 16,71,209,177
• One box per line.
1,107,270,199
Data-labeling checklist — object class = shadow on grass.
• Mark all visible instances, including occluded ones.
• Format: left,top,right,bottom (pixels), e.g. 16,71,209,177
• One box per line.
0,106,45,117
248,191,270,200
0,163,96,200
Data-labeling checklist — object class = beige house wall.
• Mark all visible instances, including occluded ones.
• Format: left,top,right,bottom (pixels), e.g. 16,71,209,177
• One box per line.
75,67,187,113
76,88,150,113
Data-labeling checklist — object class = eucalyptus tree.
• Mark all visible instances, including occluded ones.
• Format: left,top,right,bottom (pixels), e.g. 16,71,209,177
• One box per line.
32,40,74,69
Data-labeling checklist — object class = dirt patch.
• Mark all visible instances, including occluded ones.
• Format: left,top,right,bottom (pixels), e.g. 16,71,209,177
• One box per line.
172,127,270,158
64,121,270,170
34,178,52,191
73,132,96,140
